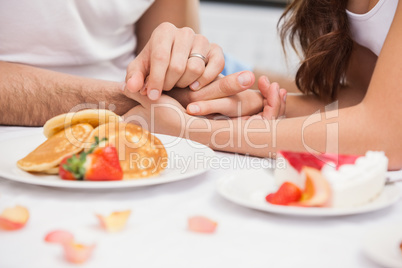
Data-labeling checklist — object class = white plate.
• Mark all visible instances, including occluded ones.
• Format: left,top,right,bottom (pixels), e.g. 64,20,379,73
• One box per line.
216,169,401,217
0,133,215,189
363,223,402,268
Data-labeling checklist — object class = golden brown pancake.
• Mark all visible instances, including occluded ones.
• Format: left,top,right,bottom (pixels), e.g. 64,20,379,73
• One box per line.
43,109,121,138
87,122,167,179
17,123,94,173
40,167,59,175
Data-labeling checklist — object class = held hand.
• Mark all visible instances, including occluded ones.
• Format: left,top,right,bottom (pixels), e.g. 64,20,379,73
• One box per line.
122,91,190,137
174,73,287,119
125,22,224,101
168,71,263,117
259,76,287,119
246,76,287,120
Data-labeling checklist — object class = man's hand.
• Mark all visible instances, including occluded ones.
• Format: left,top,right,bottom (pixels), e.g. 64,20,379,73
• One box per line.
125,22,224,101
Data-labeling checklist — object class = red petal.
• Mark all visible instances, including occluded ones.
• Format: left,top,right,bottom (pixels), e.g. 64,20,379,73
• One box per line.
0,205,29,231
188,216,217,233
44,230,74,245
96,210,131,232
63,242,95,264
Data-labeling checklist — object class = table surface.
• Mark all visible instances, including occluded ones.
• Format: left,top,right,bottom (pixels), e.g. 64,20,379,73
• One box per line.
0,126,401,268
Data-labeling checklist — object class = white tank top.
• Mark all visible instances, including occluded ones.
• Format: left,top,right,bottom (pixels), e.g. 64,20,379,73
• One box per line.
0,0,154,81
346,0,399,56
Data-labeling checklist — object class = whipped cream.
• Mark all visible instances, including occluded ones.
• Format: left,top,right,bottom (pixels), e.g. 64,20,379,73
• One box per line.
274,151,388,207
322,151,388,207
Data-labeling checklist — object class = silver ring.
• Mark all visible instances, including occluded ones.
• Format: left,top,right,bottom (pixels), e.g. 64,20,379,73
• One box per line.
188,53,208,65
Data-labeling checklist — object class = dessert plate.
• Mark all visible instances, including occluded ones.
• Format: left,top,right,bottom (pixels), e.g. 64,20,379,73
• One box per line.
216,169,401,217
0,133,215,189
363,223,402,268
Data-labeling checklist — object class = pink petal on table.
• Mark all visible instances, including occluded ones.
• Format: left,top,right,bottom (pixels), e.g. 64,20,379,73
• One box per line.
96,210,131,232
188,216,218,233
0,205,29,231
63,242,95,264
44,230,74,245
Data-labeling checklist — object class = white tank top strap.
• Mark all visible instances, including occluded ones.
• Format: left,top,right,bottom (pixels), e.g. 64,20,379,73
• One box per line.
346,0,399,56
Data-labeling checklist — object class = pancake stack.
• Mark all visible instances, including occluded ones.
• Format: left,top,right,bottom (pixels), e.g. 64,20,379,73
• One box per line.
43,109,120,138
17,123,94,174
17,109,167,179
87,122,167,179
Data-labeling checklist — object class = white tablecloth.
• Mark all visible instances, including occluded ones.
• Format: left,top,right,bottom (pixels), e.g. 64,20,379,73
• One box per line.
0,126,401,268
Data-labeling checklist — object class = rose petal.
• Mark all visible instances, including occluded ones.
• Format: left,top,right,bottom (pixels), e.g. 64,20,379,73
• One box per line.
96,210,131,232
44,230,74,245
0,205,29,231
188,216,217,234
63,242,95,264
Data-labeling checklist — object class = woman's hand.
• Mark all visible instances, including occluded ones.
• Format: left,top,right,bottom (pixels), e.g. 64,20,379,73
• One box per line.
250,76,287,120
166,71,259,117
168,72,287,119
125,22,224,101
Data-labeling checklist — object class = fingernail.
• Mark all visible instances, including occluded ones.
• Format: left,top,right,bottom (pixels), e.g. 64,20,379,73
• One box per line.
264,76,270,84
148,89,160,100
190,81,200,90
283,93,287,102
188,104,200,114
237,72,252,86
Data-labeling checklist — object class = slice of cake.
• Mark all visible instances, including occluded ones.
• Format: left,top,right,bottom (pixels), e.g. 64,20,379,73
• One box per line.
273,151,388,207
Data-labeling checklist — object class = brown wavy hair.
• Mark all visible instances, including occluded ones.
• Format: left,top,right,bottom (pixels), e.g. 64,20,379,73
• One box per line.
279,0,353,101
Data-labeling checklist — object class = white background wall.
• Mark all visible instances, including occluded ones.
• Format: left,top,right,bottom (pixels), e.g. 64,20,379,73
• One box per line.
199,2,299,75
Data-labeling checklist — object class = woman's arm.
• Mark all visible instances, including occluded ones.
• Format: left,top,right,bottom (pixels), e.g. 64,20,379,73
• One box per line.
179,79,367,119
284,85,365,118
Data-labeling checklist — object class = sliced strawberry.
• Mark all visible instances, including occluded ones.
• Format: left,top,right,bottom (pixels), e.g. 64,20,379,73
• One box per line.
84,146,123,181
58,137,122,181
265,182,302,206
293,167,332,207
59,155,85,180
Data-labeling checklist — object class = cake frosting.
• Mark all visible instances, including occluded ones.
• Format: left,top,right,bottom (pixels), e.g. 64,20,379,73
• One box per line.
274,151,388,207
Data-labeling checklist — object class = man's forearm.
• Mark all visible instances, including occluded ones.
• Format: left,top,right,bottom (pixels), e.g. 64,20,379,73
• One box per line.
0,61,137,126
